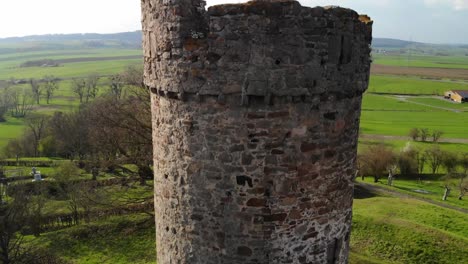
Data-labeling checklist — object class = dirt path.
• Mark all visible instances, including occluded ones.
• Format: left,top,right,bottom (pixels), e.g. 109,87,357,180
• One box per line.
391,95,463,113
355,182,468,214
360,134,468,144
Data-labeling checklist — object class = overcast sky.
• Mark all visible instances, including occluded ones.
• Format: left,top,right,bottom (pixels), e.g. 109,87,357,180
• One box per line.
0,0,467,44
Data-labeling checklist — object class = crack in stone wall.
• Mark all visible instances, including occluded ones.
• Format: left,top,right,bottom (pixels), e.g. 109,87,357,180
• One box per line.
141,0,372,263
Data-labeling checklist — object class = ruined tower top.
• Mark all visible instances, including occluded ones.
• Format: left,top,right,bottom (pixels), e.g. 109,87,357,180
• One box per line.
142,1,372,263
142,0,372,103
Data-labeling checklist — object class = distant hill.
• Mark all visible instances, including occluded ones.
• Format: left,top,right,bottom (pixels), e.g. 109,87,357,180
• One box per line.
372,38,421,48
0,33,423,49
0,31,141,45
1,32,466,55
0,31,142,54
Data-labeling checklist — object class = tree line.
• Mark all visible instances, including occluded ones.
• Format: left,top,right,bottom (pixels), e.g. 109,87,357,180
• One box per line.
0,67,141,122
2,66,152,185
358,144,468,200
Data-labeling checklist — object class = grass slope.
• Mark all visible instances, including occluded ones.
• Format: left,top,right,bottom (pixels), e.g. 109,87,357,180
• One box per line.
351,195,468,264
26,214,156,264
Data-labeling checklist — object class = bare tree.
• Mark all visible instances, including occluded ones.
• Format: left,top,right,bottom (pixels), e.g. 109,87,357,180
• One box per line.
48,110,90,160
416,150,426,176
120,65,144,87
420,128,429,142
431,130,444,143
85,74,100,103
457,153,468,200
10,88,34,118
441,151,458,174
71,78,86,103
360,144,396,183
0,87,13,122
425,146,443,176
43,75,59,104
109,74,124,99
26,183,48,237
0,186,31,263
87,67,152,184
26,115,48,157
29,78,41,105
87,95,152,185
408,128,420,141
397,148,418,176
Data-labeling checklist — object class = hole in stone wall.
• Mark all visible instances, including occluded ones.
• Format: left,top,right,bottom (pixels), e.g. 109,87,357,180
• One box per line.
275,59,281,65
339,35,345,64
326,238,338,264
320,58,326,66
249,95,265,105
236,175,253,187
164,174,169,179
323,112,337,120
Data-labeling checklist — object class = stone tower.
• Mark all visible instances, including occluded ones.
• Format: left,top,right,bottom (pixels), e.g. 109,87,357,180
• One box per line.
141,0,372,263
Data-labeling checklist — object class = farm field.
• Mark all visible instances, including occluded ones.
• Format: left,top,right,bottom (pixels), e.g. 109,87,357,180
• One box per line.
0,46,142,81
0,44,143,150
368,75,468,95
372,54,468,69
360,94,468,139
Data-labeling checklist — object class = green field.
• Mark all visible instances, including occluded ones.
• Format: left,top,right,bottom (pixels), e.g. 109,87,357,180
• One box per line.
368,75,468,95
351,195,468,264
0,47,141,80
361,94,468,138
372,54,468,69
0,116,26,149
0,46,143,150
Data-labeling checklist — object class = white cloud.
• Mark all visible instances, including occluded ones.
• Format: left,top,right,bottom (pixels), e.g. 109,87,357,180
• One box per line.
424,0,468,10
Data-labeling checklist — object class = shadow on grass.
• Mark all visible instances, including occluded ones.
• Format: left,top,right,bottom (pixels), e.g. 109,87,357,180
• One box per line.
354,184,378,199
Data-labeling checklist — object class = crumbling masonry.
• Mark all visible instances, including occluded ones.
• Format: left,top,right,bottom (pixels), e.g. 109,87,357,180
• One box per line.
141,0,372,263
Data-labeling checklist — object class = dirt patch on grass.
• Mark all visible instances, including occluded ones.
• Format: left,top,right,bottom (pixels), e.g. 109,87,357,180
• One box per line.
371,64,468,80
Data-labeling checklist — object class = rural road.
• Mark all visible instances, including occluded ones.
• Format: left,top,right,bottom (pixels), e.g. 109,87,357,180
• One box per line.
355,181,468,214
360,134,468,144
391,95,463,113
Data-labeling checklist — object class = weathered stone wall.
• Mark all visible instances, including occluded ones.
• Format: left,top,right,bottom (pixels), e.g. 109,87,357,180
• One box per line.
141,0,372,263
